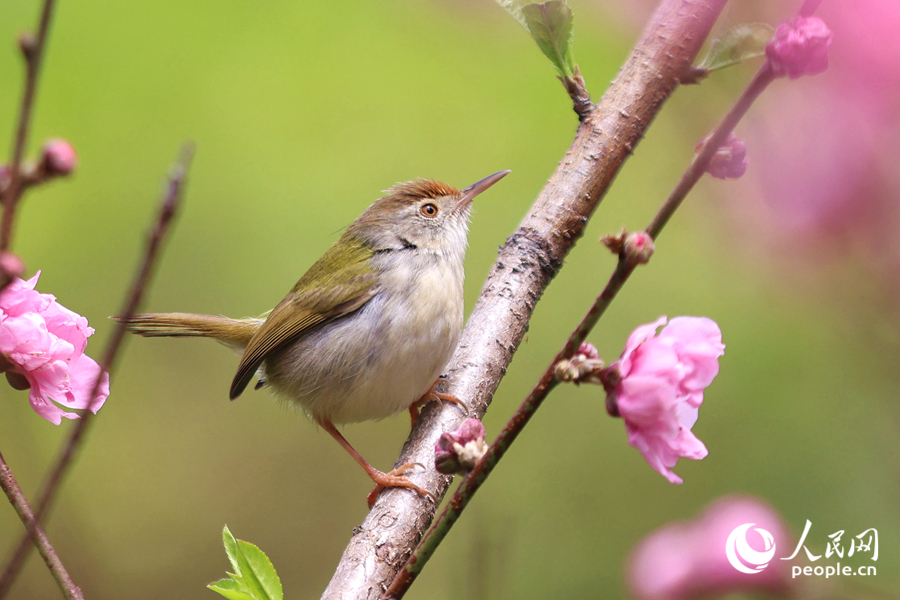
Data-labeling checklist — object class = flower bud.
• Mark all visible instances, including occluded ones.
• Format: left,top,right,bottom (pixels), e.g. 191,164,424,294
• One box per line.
765,16,833,79
697,132,749,180
18,32,38,60
577,341,599,360
40,139,77,176
554,342,605,384
434,418,489,475
623,231,655,265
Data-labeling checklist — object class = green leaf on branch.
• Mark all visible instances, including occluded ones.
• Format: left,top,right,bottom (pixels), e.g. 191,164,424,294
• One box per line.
496,0,576,77
208,526,283,600
699,23,775,71
495,0,529,29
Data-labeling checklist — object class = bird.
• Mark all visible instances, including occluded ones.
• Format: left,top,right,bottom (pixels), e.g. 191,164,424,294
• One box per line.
119,170,509,506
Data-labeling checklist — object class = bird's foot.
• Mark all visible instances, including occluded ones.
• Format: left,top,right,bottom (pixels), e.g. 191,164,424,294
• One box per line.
366,463,434,508
408,379,468,427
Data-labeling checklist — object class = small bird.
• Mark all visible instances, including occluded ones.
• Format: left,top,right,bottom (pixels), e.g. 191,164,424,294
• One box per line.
120,170,509,506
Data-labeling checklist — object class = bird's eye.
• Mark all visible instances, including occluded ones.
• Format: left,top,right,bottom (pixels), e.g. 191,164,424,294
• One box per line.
420,203,439,218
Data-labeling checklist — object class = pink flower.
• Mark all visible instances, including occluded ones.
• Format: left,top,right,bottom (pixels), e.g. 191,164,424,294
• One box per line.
434,418,488,475
607,316,724,484
0,272,109,424
766,16,833,79
697,132,749,180
628,496,793,600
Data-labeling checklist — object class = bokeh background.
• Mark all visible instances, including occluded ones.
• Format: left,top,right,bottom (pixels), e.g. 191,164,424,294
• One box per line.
1,1,898,599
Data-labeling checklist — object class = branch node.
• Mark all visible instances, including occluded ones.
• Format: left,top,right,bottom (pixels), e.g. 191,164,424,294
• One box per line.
559,65,594,120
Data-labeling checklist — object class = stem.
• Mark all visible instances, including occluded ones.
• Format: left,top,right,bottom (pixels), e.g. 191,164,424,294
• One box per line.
0,452,83,600
0,0,57,252
646,63,775,240
0,145,193,599
383,30,786,600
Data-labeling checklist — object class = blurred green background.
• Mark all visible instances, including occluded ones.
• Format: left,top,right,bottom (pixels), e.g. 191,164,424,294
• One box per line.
1,1,897,599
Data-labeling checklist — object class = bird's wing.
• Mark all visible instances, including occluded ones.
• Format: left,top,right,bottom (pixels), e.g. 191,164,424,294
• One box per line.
229,238,378,399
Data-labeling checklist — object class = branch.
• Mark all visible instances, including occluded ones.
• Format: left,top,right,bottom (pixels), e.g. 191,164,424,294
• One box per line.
0,0,56,252
0,145,194,599
0,451,83,600
321,1,728,597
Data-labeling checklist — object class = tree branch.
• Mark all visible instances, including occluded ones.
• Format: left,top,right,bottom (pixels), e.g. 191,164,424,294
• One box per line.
0,451,83,600
0,0,56,252
321,1,728,598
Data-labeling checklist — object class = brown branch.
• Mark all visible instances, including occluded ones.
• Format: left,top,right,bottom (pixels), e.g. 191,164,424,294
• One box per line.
0,451,83,600
0,0,57,252
320,1,728,598
0,145,194,599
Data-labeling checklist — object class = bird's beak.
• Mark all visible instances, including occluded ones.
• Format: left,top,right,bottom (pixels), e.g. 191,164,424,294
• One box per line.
458,170,511,209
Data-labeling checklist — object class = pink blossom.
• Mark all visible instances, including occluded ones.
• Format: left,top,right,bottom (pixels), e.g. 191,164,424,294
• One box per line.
698,132,749,180
766,16,833,79
628,496,793,600
0,272,109,424
608,316,724,484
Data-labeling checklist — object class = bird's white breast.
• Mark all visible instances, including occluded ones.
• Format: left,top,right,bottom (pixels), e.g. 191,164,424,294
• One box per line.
263,248,464,425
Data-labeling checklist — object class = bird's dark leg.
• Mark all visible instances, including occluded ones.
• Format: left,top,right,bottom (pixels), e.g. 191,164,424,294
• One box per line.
318,418,434,508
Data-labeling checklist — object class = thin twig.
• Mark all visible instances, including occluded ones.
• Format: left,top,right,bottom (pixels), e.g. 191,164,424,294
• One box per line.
0,145,194,599
321,1,728,598
383,21,788,600
0,0,57,252
0,452,83,600
646,64,775,239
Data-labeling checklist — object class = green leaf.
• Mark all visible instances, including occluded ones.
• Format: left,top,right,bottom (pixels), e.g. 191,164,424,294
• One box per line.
521,2,576,77
222,526,241,575
699,23,775,71
208,579,255,600
208,526,283,600
495,1,576,77
494,0,529,29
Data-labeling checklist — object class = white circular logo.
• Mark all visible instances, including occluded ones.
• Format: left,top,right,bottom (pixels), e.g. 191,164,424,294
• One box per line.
725,523,776,574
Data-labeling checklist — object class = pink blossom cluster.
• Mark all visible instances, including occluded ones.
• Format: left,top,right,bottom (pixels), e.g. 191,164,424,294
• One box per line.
0,272,109,424
607,317,724,484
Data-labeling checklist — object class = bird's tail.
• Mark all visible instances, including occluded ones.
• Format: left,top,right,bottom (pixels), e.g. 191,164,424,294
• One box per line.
114,313,260,349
